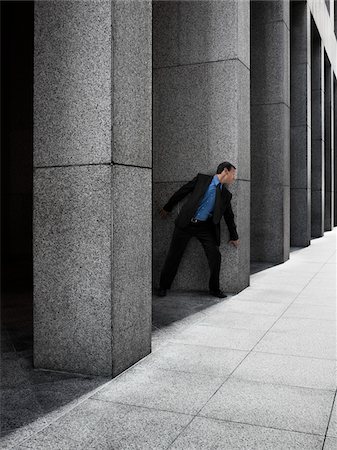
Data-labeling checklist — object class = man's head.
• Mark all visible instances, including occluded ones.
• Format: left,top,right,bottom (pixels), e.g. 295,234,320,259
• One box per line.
216,161,237,185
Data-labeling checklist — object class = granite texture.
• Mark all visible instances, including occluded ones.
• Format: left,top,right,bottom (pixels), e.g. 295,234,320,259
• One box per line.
251,183,290,263
153,59,250,182
251,20,290,106
233,351,336,391
311,189,325,237
170,416,324,450
33,165,112,375
34,0,112,166
251,0,290,29
324,64,334,231
172,324,266,352
251,103,290,187
112,0,152,167
200,377,334,435
290,125,311,189
134,342,247,378
153,0,250,69
111,165,152,376
311,89,324,141
92,366,224,415
310,33,324,237
290,188,311,246
16,399,193,450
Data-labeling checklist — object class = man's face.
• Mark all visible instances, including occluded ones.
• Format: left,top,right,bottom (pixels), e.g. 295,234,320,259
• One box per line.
224,168,236,184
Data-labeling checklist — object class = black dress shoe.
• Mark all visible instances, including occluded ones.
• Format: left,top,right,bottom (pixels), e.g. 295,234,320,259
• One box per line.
209,289,227,298
158,288,167,297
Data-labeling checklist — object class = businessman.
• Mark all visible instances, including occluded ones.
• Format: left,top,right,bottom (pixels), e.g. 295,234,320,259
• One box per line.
158,161,239,298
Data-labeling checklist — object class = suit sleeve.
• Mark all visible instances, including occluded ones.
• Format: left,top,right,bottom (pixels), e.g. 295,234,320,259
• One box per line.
163,175,198,212
223,200,239,241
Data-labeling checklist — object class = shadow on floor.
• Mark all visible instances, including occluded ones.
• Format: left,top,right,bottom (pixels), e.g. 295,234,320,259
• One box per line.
1,289,110,440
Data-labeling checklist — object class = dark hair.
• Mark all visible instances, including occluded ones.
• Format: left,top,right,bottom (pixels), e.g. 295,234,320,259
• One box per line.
216,161,236,174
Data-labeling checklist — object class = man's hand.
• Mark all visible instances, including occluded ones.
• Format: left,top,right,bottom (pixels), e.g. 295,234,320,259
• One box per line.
228,239,239,248
159,207,170,219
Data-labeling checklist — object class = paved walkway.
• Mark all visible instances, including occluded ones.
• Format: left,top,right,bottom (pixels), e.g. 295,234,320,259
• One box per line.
1,229,336,449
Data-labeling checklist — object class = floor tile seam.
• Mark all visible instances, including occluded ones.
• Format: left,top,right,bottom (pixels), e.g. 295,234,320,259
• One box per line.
201,306,291,318
322,389,337,449
251,349,337,362
194,413,328,438
278,314,337,323
163,338,257,352
196,268,333,405
9,372,133,446
224,374,337,394
2,396,104,450
89,396,197,419
112,363,234,380
149,340,249,354
166,415,197,450
249,268,328,343
188,321,286,332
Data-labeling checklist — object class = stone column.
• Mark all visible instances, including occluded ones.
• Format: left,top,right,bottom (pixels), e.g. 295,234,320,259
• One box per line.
334,76,337,226
251,0,290,262
324,56,334,230
311,24,325,238
153,0,250,293
33,0,152,377
290,1,311,247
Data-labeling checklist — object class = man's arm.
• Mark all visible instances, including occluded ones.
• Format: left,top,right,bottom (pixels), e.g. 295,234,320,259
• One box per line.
163,175,198,212
223,201,239,241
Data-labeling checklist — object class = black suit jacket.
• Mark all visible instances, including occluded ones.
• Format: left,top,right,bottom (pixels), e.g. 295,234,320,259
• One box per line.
163,173,239,246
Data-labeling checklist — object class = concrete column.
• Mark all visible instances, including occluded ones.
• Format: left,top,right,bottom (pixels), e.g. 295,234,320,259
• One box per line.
324,55,334,230
153,0,250,293
251,0,290,262
33,0,152,377
290,1,311,247
311,23,325,238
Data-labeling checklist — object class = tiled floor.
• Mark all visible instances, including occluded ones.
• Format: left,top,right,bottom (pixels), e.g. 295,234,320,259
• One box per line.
1,229,336,449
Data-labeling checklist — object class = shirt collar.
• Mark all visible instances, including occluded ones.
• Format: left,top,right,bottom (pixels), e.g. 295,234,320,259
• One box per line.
213,175,222,189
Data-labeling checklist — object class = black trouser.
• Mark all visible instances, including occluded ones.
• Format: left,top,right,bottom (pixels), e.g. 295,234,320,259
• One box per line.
159,218,221,292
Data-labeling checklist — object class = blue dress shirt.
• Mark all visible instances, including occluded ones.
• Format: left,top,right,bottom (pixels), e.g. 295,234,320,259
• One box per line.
194,175,222,221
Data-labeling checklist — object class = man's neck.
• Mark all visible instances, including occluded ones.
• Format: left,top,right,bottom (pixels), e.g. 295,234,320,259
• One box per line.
215,174,225,185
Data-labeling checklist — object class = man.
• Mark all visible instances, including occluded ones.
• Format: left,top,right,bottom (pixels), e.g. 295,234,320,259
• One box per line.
158,161,239,298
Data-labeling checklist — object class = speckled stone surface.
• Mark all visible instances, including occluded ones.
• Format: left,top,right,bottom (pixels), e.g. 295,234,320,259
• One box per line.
33,165,112,375
311,31,324,237
199,377,334,435
170,416,324,449
251,2,290,264
111,165,152,376
324,65,334,232
233,351,337,391
112,0,152,167
251,21,290,106
251,181,290,264
290,2,311,247
154,59,250,182
34,0,112,166
15,399,193,450
290,188,311,246
92,366,224,415
153,0,250,69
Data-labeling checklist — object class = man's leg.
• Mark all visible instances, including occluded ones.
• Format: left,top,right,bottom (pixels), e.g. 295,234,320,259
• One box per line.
159,225,192,289
195,224,221,292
